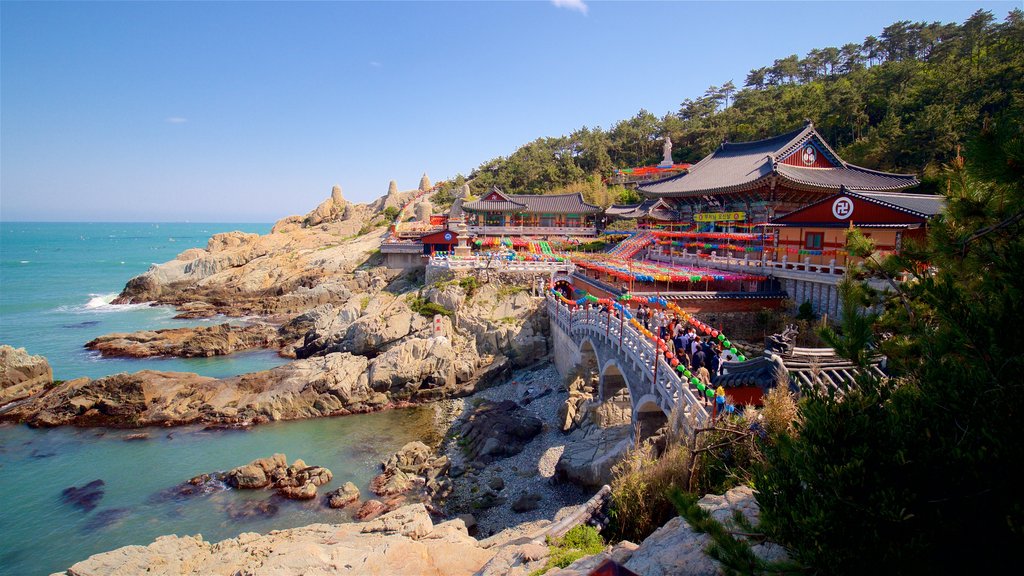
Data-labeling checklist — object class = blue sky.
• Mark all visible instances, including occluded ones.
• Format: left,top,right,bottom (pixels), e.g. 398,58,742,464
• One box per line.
1,1,1016,222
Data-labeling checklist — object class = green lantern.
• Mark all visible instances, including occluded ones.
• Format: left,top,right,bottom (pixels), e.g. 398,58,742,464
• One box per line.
683,369,692,378
730,347,738,355
737,355,746,362
676,365,685,373
705,388,715,398
717,334,725,341
696,383,706,392
691,377,700,386
723,340,731,348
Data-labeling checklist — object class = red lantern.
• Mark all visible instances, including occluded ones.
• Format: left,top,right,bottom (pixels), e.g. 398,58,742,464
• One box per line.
711,330,719,338
670,358,679,367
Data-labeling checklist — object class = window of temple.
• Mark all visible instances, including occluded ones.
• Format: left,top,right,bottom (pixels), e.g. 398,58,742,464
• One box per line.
805,231,824,249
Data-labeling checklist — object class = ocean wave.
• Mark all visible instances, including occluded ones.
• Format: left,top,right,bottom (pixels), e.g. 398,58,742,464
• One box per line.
54,293,155,314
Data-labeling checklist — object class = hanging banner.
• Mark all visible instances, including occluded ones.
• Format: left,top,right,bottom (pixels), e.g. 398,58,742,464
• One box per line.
694,211,746,222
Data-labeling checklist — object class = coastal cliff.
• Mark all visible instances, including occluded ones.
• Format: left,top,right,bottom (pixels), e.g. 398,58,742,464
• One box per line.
2,182,556,429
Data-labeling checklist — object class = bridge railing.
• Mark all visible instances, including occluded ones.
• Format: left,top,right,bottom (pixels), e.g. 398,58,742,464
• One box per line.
547,295,709,429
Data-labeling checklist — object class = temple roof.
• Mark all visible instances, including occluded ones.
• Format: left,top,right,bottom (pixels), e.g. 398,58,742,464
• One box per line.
606,198,679,220
712,349,887,393
766,187,945,228
638,123,919,197
462,188,601,214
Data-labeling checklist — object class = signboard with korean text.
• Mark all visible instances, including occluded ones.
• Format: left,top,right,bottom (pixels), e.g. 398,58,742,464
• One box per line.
694,211,746,222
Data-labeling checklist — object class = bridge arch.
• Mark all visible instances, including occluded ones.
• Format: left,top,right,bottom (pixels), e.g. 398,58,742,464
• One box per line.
633,395,670,444
578,338,600,376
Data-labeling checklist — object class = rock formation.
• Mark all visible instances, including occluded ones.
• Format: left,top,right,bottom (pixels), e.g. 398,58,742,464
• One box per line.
325,482,361,509
419,173,432,192
414,201,432,222
0,345,52,404
459,400,543,467
59,504,494,576
85,324,283,358
548,486,790,575
369,441,452,505
304,185,350,227
223,454,332,500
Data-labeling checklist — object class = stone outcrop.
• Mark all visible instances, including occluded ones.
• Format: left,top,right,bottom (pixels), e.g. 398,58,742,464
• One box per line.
548,485,790,576
59,503,495,576
460,400,543,466
414,201,432,222
85,324,282,358
111,201,383,316
369,441,452,504
425,280,549,368
0,352,389,428
325,482,361,509
304,185,350,227
419,173,432,192
0,345,53,404
555,420,633,487
226,454,333,500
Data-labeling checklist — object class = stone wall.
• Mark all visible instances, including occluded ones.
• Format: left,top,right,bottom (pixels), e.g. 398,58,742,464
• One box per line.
781,277,841,320
549,320,579,379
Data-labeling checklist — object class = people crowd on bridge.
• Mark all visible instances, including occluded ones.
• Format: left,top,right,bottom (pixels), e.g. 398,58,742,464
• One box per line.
582,297,738,422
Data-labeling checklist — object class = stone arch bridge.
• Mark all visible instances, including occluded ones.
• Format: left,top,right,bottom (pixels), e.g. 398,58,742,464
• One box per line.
548,296,709,442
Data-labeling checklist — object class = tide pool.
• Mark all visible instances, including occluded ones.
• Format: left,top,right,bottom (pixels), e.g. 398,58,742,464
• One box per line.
0,222,439,576
0,407,441,576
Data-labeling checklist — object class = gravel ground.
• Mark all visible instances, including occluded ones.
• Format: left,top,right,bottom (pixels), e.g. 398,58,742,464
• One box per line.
437,362,593,538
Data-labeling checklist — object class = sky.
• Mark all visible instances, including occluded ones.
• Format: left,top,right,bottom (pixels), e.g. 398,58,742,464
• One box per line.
1,1,1017,222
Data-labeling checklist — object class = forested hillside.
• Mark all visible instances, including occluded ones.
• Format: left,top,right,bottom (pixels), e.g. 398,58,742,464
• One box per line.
459,9,1022,196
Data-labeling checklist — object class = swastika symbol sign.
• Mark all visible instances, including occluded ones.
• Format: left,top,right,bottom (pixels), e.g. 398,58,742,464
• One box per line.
832,197,854,220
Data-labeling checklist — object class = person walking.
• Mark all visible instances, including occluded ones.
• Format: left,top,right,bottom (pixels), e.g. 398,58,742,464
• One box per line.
708,345,721,377
696,364,711,406
691,344,706,373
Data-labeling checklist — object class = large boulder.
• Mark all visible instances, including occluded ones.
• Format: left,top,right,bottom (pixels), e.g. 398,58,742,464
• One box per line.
0,345,52,404
226,454,333,500
227,454,287,489
304,185,349,226
460,400,543,466
555,422,633,487
368,337,456,397
339,297,418,356
293,297,367,358
419,173,432,192
326,482,361,509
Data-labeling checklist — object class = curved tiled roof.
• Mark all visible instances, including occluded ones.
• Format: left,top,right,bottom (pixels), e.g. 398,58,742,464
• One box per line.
605,198,678,220
776,164,919,192
462,189,601,214
638,124,918,197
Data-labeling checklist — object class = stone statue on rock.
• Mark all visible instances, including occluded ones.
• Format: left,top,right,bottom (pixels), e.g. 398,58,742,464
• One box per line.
304,185,350,227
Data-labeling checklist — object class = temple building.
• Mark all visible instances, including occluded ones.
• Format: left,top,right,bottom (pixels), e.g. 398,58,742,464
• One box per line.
764,186,945,268
635,121,920,225
461,187,601,237
605,198,684,230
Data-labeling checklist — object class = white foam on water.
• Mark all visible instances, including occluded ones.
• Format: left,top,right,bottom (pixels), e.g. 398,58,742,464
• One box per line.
19,260,30,264
54,293,155,314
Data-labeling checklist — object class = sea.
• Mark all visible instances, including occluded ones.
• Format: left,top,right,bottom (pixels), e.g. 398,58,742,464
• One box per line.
0,223,440,576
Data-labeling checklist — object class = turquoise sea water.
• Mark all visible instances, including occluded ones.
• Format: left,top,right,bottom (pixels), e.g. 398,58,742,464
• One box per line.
0,222,287,380
0,223,438,575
